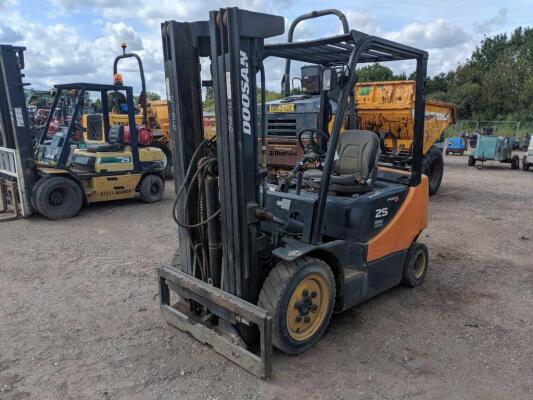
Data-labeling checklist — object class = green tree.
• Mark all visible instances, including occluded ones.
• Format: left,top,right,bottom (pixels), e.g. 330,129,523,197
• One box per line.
146,92,161,101
424,26,533,121
356,64,396,82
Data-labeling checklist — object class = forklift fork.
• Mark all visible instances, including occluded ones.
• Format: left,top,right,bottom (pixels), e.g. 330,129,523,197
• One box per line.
0,177,21,221
159,265,273,378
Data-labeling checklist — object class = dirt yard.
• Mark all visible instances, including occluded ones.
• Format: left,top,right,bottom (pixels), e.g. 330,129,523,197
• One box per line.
1,155,532,400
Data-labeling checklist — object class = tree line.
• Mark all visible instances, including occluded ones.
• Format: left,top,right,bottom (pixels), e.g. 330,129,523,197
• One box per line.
202,27,532,122
358,27,533,122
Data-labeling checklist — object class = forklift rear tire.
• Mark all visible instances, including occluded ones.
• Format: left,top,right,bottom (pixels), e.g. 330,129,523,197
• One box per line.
401,242,428,288
468,155,476,166
34,177,83,220
139,174,165,203
258,257,335,355
523,162,530,171
511,155,519,170
422,146,443,196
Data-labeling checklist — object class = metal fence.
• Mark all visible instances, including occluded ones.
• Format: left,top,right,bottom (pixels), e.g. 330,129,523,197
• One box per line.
448,120,533,141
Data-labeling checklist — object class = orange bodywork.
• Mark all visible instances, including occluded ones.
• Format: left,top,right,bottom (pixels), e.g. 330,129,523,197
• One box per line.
366,175,428,262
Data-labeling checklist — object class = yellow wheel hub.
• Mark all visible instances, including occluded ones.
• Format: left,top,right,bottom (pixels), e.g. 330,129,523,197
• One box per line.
414,251,426,279
286,273,330,342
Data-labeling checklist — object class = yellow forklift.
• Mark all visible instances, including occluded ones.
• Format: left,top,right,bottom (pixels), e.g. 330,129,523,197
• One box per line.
157,8,430,377
0,47,166,221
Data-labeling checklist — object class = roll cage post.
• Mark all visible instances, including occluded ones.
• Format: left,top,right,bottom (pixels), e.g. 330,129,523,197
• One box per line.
282,9,349,97
113,45,148,126
273,34,428,243
39,83,140,171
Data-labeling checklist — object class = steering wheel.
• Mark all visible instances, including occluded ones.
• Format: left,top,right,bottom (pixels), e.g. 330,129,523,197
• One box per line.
379,131,399,156
74,122,87,133
297,128,329,154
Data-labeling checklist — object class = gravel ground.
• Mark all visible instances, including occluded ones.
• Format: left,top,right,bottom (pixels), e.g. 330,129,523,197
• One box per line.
1,154,532,400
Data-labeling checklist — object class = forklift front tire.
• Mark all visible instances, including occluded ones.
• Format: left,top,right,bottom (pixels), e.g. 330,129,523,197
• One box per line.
468,155,476,166
139,174,165,203
401,242,429,288
511,155,520,170
258,257,335,355
34,177,83,220
30,177,48,214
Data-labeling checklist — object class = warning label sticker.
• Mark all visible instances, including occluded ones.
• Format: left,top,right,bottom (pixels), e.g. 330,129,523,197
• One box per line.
14,108,25,127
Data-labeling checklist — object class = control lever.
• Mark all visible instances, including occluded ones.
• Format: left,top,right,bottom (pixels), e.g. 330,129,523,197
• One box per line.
255,208,304,234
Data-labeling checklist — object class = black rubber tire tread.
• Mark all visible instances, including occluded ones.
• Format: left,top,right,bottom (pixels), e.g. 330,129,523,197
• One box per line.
401,242,429,288
161,146,173,178
523,161,530,171
422,145,444,196
258,256,335,355
34,176,83,220
468,155,476,166
30,178,48,215
139,174,165,203
511,155,519,170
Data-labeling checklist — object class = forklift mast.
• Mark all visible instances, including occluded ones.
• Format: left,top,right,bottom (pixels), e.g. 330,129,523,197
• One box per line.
113,43,148,126
0,45,35,218
208,9,284,300
160,9,283,377
162,9,284,300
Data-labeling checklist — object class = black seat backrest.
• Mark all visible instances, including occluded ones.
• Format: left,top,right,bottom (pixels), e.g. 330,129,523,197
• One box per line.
333,130,380,179
108,125,125,147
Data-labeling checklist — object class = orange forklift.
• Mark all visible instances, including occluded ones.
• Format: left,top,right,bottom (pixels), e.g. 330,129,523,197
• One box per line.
158,7,430,377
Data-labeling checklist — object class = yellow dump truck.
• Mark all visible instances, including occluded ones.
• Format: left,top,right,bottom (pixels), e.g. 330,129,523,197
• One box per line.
355,80,455,195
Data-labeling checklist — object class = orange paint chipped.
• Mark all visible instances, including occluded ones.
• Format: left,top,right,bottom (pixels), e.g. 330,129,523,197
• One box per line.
367,175,428,262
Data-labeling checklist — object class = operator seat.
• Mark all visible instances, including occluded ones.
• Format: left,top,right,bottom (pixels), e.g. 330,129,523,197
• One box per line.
86,125,125,153
303,130,380,195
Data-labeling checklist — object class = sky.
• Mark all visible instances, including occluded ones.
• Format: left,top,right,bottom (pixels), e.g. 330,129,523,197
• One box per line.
0,0,531,97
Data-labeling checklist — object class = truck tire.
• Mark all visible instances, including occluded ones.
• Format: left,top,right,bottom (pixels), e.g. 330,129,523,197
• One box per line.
511,155,519,170
153,143,172,179
139,174,165,203
422,146,444,196
162,148,173,178
401,242,428,287
468,155,476,166
34,177,83,220
258,257,335,355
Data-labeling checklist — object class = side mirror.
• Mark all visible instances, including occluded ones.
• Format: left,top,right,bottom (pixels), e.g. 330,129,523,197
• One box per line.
322,68,337,91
